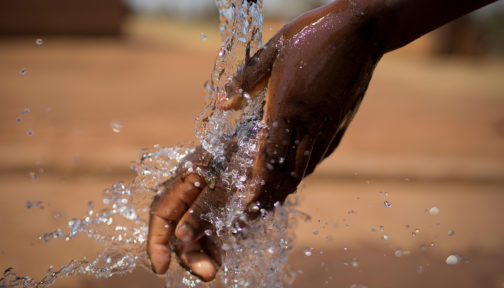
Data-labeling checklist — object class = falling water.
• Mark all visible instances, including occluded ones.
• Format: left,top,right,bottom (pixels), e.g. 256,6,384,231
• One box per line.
0,0,301,287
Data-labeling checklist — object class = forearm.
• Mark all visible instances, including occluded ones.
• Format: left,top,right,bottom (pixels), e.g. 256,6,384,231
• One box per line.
362,0,498,52
318,0,496,53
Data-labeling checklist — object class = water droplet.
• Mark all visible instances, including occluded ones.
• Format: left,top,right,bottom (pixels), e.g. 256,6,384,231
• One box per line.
384,192,389,197
383,201,392,207
446,254,459,265
429,206,440,215
269,26,273,31
22,108,31,114
347,209,354,214
379,225,384,232
19,69,27,75
188,208,194,214
343,247,348,251
26,129,34,136
303,247,313,256
420,244,428,252
351,257,359,268
382,234,389,240
204,229,212,236
35,38,44,45
201,33,207,40
370,228,376,233
312,230,319,235
394,249,403,257
110,120,123,133
417,265,424,273
15,116,22,122
447,229,455,236
194,181,201,187
350,284,368,288
267,247,274,254
25,200,43,209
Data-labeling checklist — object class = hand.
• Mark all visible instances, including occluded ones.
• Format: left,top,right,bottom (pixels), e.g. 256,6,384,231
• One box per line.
147,0,384,281
146,0,498,282
220,0,384,208
147,148,223,281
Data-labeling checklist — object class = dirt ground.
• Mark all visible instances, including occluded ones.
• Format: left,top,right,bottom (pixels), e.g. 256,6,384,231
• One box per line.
0,17,503,288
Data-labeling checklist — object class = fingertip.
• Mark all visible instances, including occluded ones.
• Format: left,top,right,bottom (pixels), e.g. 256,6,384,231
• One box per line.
149,244,171,274
176,223,195,243
183,252,217,282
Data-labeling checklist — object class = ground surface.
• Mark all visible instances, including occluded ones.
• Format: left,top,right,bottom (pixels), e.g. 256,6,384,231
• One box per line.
0,17,503,288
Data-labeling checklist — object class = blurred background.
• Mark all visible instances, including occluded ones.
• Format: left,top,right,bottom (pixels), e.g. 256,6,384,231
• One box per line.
0,0,503,287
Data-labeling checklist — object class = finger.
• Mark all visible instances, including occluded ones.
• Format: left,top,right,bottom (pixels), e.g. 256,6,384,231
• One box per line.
246,122,317,214
245,117,296,210
239,37,281,92
147,173,206,274
154,173,206,222
175,185,227,243
176,240,218,282
201,235,223,266
148,215,174,274
217,37,280,111
306,125,348,176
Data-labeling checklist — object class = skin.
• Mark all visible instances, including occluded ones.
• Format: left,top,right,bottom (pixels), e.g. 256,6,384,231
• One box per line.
147,0,498,281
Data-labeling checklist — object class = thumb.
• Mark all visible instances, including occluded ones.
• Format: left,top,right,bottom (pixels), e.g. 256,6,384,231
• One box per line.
218,37,280,110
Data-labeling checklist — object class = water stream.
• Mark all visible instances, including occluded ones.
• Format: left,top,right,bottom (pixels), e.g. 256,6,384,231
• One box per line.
0,1,302,287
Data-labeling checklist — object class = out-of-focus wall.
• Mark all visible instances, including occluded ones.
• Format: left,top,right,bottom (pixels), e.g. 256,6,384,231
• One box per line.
0,0,127,35
125,0,332,18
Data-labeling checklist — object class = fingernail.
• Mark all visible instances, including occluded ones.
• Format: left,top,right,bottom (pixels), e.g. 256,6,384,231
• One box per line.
177,224,194,242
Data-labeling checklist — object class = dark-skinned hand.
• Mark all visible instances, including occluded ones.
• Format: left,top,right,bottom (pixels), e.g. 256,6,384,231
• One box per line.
147,0,497,281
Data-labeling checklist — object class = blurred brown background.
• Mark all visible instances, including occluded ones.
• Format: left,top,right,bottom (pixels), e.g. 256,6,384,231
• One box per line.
0,1,503,287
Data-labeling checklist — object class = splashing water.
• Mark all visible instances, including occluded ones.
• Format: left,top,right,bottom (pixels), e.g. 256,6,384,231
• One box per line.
1,1,302,288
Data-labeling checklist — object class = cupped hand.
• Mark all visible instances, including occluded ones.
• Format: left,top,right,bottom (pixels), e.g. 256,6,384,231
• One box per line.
148,0,385,281
147,148,223,281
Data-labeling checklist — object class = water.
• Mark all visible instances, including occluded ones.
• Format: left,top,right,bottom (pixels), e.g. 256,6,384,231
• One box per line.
1,1,300,287
446,254,460,265
110,120,123,133
429,206,439,215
